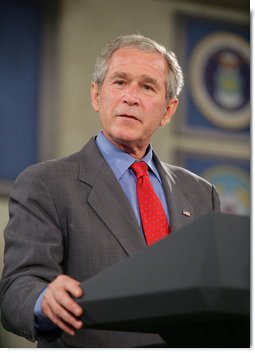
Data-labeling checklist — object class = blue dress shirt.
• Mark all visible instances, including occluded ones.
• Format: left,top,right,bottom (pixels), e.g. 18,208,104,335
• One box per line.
95,130,170,229
34,131,170,332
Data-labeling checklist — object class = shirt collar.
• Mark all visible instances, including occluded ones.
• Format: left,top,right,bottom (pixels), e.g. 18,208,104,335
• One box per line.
95,130,161,182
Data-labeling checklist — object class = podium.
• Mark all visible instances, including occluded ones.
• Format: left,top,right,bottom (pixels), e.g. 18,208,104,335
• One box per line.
77,213,250,347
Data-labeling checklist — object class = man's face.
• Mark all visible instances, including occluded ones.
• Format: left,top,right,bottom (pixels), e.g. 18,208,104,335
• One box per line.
91,47,178,156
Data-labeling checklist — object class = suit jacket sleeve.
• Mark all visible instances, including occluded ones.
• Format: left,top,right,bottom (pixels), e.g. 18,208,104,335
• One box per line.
0,165,64,342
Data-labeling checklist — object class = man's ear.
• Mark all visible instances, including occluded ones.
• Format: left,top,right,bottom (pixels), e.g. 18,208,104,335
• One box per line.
91,82,100,112
160,98,179,127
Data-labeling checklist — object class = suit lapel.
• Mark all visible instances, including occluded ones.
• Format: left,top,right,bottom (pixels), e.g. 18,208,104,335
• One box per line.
78,138,146,256
153,153,194,232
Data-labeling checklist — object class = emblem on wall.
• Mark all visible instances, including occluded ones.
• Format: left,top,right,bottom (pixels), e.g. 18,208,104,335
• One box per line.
189,32,250,130
202,165,250,215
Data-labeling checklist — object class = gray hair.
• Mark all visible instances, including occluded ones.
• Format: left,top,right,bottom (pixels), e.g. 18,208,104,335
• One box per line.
92,34,184,99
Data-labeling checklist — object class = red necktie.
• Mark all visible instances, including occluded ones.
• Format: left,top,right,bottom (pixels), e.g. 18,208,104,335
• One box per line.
130,161,170,245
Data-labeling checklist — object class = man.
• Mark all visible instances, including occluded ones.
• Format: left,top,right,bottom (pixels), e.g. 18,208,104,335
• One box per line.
0,34,221,348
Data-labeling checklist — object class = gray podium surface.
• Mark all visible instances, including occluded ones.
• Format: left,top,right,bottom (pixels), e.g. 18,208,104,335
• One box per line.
77,212,250,347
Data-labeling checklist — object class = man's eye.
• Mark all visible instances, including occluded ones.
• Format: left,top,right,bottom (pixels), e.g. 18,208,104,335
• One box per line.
114,80,125,86
143,84,153,91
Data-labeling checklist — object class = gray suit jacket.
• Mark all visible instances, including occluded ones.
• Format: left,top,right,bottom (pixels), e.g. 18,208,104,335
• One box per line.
0,137,220,348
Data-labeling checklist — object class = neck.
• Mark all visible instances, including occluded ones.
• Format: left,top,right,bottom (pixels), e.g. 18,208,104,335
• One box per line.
116,142,147,160
102,131,149,160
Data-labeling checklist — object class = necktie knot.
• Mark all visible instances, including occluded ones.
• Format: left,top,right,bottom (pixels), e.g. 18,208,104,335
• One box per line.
130,161,148,179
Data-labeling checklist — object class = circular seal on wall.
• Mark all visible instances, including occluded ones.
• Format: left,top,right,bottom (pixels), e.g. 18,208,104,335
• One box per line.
202,165,250,215
189,32,250,129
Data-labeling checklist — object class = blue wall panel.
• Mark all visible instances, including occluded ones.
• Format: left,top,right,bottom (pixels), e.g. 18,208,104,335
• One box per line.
0,0,42,180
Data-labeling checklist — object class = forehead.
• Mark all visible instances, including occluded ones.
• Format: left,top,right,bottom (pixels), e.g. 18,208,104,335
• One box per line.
106,47,168,80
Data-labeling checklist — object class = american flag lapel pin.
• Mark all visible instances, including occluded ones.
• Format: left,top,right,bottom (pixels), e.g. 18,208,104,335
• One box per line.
182,210,191,217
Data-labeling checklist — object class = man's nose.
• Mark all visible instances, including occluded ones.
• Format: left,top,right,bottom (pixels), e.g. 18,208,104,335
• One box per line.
122,85,139,105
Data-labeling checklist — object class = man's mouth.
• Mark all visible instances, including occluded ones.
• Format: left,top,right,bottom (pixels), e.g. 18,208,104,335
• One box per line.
117,114,140,121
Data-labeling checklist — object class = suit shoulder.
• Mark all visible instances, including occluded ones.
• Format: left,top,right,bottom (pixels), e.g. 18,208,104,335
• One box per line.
17,137,98,183
163,162,209,181
14,150,81,186
162,162,212,188
161,162,221,211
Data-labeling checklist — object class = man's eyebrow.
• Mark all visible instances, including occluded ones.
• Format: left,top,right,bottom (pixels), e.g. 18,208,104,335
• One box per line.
109,72,161,88
140,75,160,88
110,72,131,80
